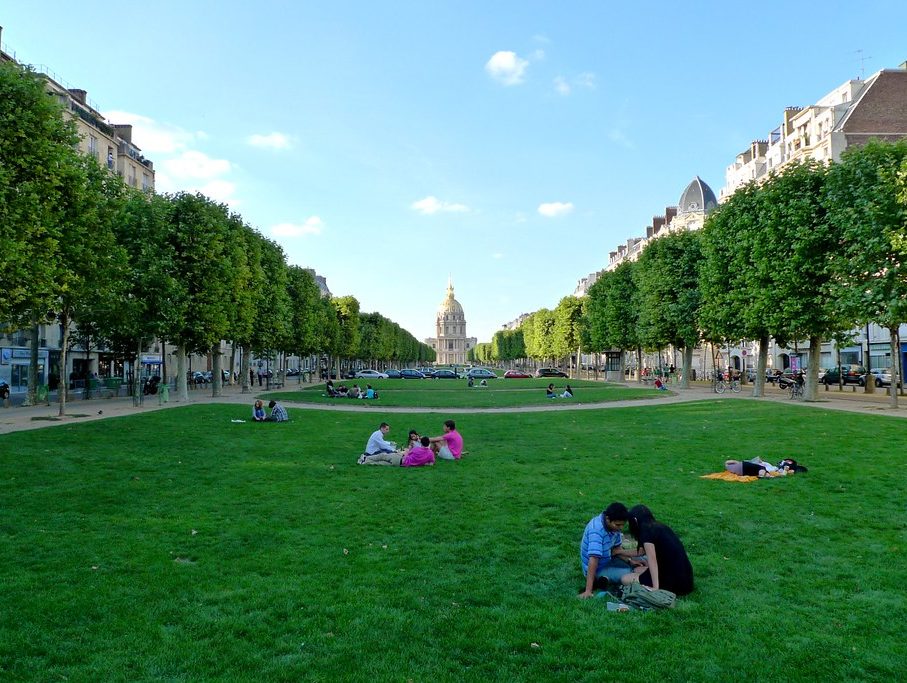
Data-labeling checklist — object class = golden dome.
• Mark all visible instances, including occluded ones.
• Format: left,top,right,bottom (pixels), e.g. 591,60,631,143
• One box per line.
437,279,464,318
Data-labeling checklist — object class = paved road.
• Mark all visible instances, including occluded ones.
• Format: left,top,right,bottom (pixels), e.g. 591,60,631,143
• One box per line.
2,380,906,436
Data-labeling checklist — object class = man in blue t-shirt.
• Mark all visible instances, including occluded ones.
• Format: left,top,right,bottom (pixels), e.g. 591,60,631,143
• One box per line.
578,502,642,598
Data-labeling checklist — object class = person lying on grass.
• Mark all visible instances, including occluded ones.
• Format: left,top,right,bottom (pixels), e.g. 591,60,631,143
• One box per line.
429,419,463,460
578,502,643,599
360,436,436,467
622,504,694,596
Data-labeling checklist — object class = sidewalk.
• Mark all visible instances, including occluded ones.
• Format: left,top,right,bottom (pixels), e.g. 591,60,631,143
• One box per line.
2,378,905,437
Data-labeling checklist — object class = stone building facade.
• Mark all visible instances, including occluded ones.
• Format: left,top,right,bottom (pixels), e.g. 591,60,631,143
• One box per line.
426,280,475,365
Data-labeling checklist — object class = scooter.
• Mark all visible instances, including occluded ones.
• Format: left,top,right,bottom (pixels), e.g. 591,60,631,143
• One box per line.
142,375,161,395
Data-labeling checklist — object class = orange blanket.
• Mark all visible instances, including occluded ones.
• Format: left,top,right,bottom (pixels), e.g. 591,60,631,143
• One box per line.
700,471,760,483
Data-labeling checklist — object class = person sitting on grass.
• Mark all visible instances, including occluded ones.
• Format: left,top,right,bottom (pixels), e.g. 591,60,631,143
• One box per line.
429,419,463,460
653,377,667,391
252,399,266,422
561,384,574,398
325,379,338,397
546,383,558,398
404,429,421,452
265,400,288,422
467,376,475,388
364,384,376,399
357,422,398,464
578,502,642,599
623,504,694,596
348,384,361,399
360,436,436,467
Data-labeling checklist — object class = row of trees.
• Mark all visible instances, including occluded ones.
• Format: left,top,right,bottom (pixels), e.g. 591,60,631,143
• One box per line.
475,141,907,407
0,60,433,416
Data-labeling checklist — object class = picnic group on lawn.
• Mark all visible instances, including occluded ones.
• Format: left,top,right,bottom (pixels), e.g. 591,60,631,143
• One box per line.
357,420,464,467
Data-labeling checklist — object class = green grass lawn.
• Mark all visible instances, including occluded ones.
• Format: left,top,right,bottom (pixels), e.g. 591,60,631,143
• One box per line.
1,400,905,681
263,378,658,408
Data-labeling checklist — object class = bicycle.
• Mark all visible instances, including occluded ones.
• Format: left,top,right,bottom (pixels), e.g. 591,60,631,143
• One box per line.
714,378,741,394
789,382,804,400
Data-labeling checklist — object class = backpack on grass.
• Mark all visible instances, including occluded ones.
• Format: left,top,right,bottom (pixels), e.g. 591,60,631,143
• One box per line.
621,581,676,610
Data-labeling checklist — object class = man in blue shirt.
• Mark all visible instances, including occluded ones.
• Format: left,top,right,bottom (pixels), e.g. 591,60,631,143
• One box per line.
578,502,642,598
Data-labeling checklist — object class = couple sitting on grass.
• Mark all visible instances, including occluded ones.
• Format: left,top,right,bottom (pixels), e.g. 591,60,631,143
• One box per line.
546,383,573,399
578,501,693,599
357,420,463,467
252,400,288,422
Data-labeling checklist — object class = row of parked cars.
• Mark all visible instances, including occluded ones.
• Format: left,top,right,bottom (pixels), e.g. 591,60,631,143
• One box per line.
348,367,571,380
763,365,900,388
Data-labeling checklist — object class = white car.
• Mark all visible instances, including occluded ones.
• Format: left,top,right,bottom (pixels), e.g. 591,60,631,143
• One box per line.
354,369,389,379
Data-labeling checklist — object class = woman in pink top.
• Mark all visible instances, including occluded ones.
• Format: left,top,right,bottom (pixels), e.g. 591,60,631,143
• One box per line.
402,436,435,467
430,419,463,460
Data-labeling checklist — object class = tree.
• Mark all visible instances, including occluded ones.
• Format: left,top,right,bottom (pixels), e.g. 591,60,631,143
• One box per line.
699,183,774,396
825,139,907,407
758,162,849,400
553,296,584,377
584,262,639,380
635,230,702,388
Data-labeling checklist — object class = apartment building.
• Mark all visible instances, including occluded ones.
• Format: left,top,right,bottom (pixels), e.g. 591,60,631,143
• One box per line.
720,66,907,200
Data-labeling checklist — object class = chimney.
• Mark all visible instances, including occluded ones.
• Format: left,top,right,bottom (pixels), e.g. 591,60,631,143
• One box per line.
68,88,87,104
114,124,133,143
646,226,653,238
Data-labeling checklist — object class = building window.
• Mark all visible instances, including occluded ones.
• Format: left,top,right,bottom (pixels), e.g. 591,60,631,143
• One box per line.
107,147,114,169
142,173,150,191
88,134,98,159
128,167,136,187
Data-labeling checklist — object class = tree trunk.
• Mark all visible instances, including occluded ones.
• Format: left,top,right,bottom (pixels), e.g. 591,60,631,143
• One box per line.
753,335,769,398
680,346,693,389
58,313,70,417
229,343,237,386
241,344,251,394
176,346,189,401
636,347,643,383
22,321,40,407
133,339,142,407
211,343,223,398
805,337,821,401
888,326,899,408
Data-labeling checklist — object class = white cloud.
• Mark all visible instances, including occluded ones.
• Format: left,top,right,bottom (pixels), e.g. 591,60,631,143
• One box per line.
538,201,574,218
162,150,232,180
493,253,504,260
554,76,571,96
271,217,324,237
485,51,529,86
576,72,597,89
411,196,469,215
103,110,203,154
608,127,634,149
247,132,295,150
531,49,546,61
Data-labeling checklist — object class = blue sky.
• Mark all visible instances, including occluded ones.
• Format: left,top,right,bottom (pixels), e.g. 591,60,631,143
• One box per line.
3,2,907,343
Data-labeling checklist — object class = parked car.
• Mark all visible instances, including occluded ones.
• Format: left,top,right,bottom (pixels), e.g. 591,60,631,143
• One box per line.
286,368,300,377
822,365,866,386
504,370,532,379
355,369,389,380
385,369,402,379
861,368,900,388
466,368,498,380
536,367,568,378
400,369,426,379
431,369,458,379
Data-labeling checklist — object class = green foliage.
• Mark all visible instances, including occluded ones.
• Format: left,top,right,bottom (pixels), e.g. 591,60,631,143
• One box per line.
824,139,907,329
552,296,584,360
584,261,638,352
0,60,80,323
635,230,702,351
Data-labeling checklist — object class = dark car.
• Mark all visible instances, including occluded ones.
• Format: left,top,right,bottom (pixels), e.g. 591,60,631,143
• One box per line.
385,369,402,379
536,368,568,378
431,369,458,379
400,369,426,379
822,365,866,386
